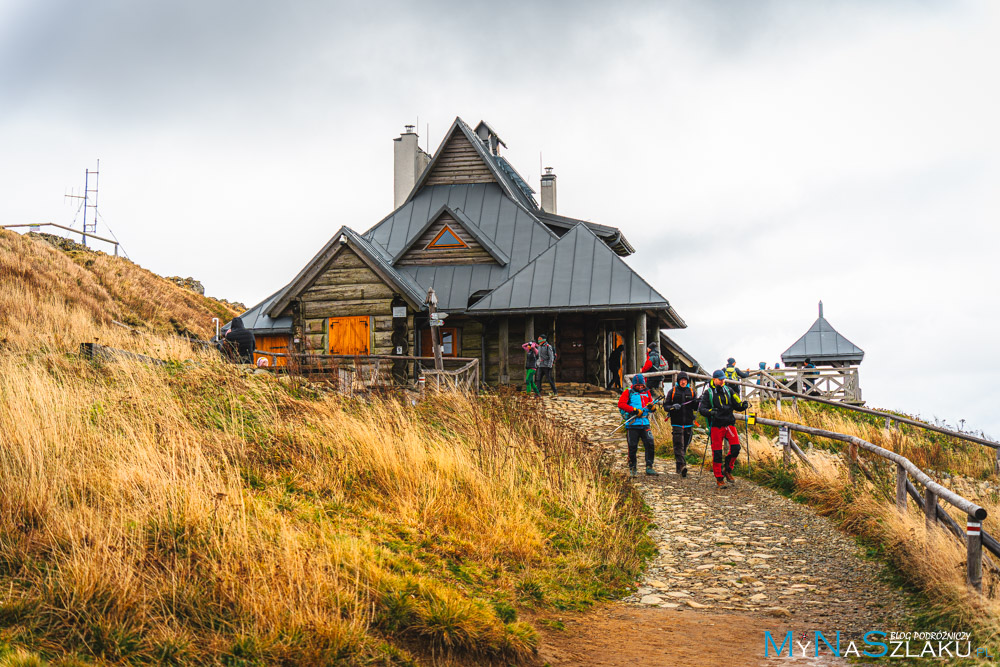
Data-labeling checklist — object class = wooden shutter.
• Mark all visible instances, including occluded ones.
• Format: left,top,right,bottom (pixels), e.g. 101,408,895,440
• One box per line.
329,316,370,355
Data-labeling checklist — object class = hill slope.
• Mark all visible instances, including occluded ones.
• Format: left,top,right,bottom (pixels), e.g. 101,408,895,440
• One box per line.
0,230,650,664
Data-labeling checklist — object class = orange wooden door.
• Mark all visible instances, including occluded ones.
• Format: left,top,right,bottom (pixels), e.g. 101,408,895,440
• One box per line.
329,316,370,355
254,334,289,367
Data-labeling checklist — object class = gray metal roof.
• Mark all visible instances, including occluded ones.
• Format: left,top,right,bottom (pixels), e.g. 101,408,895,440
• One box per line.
226,290,293,335
365,183,559,311
391,204,510,266
537,211,635,256
466,223,683,322
781,302,864,364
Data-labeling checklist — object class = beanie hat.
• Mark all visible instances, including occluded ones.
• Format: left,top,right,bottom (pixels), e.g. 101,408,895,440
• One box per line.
631,374,645,386
727,357,736,365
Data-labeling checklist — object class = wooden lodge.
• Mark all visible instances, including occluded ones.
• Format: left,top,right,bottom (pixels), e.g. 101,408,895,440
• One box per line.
227,117,698,388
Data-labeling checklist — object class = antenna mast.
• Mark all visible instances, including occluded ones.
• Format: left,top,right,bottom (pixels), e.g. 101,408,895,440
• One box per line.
64,160,100,247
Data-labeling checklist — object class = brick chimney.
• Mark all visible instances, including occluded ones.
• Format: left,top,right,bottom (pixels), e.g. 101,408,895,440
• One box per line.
540,167,557,214
393,125,431,208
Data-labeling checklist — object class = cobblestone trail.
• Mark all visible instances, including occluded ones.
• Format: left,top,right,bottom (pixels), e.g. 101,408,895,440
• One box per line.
540,396,912,663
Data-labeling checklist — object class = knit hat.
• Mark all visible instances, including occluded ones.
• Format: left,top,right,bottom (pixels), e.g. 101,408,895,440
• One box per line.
631,374,645,386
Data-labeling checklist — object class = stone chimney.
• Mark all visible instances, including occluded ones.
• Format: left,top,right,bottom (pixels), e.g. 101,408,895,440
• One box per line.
540,167,557,214
393,125,431,208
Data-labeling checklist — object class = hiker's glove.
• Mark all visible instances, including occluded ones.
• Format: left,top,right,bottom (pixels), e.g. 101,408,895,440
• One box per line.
631,408,643,415
669,403,681,411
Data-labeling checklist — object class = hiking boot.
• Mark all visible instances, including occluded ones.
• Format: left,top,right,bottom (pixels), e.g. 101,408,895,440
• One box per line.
680,466,688,478
629,468,638,478
716,478,728,488
724,471,735,483
645,467,660,476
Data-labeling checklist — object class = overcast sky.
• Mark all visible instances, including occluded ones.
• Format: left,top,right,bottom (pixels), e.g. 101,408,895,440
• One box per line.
1,0,997,435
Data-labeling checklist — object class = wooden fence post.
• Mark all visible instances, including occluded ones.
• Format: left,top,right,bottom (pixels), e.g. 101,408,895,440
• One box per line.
967,516,983,592
896,463,907,512
994,448,1000,477
924,487,936,531
848,443,858,484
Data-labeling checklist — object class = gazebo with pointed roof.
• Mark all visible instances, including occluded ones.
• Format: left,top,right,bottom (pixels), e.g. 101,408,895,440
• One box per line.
781,301,864,368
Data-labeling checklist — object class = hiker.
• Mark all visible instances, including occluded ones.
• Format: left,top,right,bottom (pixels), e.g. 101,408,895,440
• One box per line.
756,361,767,385
536,335,558,396
617,373,659,477
803,357,819,395
666,370,699,477
641,342,669,394
699,369,749,488
607,344,625,390
725,357,750,397
221,317,255,364
522,342,541,396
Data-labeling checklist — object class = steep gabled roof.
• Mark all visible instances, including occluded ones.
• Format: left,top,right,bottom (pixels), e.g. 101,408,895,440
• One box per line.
781,302,865,364
391,204,509,266
224,289,293,335
267,226,425,318
467,223,685,326
405,117,538,210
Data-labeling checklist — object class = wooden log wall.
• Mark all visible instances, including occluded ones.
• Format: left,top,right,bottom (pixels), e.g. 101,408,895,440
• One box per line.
396,211,495,266
422,134,497,186
297,247,414,356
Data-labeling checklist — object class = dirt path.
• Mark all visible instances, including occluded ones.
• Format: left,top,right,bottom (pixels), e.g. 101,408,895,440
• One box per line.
538,396,912,666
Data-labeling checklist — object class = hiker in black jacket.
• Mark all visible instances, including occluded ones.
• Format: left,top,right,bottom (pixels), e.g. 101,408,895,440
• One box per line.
665,371,699,477
699,370,749,487
222,317,256,364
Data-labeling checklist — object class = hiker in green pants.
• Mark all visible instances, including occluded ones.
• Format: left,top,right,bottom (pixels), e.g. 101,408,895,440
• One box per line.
522,342,541,396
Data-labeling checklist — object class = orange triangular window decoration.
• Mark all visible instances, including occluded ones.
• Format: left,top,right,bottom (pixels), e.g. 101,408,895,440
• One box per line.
426,226,468,249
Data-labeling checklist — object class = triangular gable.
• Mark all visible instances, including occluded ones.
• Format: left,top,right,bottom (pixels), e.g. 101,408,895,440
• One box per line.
781,316,865,363
405,117,528,207
467,224,681,322
392,204,510,267
268,226,425,318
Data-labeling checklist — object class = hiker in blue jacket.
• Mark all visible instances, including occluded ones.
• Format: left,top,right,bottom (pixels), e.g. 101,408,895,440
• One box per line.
617,374,659,477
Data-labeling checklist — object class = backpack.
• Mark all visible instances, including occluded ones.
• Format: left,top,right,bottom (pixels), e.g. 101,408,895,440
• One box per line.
648,348,667,371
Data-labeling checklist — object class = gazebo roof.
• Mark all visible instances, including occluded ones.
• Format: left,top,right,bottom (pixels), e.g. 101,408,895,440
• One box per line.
781,301,864,365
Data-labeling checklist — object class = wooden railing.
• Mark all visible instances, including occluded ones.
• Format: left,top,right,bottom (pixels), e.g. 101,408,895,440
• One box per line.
746,367,862,403
252,352,480,393
744,413,994,592
634,369,1000,454
2,222,120,255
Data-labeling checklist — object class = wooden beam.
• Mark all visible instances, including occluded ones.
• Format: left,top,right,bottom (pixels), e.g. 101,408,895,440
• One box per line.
499,317,509,385
968,515,983,592
525,315,534,344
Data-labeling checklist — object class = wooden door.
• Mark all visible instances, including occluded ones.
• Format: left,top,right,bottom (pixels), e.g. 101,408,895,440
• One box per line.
329,316,370,355
254,334,290,367
420,327,458,357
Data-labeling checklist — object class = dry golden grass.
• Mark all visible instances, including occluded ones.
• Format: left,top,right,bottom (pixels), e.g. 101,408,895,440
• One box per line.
0,231,651,664
740,401,1000,645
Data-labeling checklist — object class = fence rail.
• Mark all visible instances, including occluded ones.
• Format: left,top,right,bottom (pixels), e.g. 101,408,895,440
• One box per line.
742,412,993,592
634,369,1000,452
746,367,861,403
2,222,120,255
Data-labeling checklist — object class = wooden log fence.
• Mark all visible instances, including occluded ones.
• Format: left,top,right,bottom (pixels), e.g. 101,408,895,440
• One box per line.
738,412,994,592
634,369,1000,452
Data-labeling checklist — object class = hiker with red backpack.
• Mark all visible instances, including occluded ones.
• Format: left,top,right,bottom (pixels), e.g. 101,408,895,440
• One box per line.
641,342,669,394
617,374,660,478
698,369,749,488
665,371,699,477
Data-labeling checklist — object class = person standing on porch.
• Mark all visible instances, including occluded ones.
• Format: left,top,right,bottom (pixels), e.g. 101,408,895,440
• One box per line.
617,373,660,477
522,342,541,396
536,335,558,396
607,343,625,390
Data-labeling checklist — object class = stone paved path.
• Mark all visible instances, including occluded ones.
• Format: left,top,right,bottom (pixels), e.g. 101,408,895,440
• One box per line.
542,396,912,657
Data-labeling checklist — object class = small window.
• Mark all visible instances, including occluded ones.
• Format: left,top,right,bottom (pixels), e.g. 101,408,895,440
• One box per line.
426,226,468,249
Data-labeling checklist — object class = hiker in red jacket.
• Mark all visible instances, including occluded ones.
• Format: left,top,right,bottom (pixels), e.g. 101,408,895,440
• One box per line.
698,369,749,488
641,342,668,394
617,374,660,478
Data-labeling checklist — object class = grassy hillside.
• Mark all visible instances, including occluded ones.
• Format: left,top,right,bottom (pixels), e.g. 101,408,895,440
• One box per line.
737,400,1000,644
0,231,651,664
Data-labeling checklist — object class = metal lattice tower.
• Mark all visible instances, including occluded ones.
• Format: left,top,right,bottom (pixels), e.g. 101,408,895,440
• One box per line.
64,160,99,246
